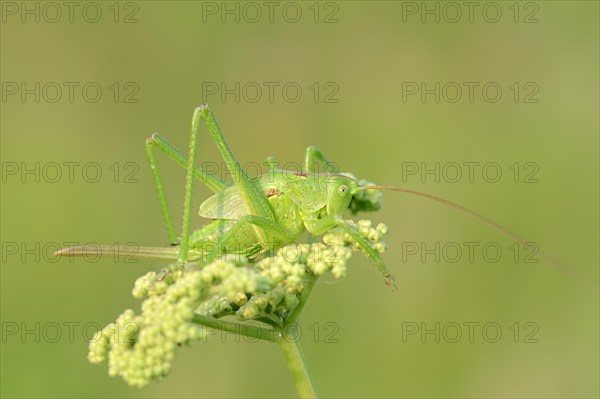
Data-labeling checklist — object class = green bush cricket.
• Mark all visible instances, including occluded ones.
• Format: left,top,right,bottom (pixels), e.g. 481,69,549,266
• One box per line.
54,104,395,285
55,104,574,287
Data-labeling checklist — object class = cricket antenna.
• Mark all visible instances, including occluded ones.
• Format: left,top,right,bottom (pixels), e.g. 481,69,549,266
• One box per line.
357,185,588,287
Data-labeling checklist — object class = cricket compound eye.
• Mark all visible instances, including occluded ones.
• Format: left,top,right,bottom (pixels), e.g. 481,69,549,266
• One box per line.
338,185,348,195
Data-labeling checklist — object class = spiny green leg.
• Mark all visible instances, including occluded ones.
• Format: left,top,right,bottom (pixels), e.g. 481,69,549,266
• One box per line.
304,146,338,173
145,133,229,244
198,104,276,245
177,108,203,263
338,221,397,289
146,137,178,244
147,133,229,193
305,215,395,288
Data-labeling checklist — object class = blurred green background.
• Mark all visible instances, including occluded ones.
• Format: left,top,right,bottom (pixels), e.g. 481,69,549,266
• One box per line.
1,1,598,398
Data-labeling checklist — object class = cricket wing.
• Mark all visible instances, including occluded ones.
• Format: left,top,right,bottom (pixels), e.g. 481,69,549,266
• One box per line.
199,177,278,220
199,185,248,220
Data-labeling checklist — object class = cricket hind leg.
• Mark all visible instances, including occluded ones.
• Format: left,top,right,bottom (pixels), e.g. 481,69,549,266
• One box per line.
145,131,229,247
146,107,230,263
146,133,229,244
196,104,277,248
57,126,228,263
57,110,234,264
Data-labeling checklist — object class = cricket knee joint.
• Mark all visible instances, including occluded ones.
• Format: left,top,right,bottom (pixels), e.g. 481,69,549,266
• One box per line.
306,146,323,159
146,132,159,145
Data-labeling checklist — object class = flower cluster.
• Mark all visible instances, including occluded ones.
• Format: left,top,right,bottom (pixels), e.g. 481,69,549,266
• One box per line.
88,220,389,387
88,271,208,387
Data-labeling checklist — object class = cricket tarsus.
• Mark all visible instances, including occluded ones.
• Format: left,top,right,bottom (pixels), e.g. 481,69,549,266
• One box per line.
384,273,397,291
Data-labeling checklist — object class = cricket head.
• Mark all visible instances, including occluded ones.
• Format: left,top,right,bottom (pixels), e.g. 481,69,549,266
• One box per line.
326,174,360,216
325,173,383,215
332,173,383,215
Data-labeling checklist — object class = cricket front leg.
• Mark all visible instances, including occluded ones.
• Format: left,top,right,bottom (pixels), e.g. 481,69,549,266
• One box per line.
337,221,396,290
304,215,396,289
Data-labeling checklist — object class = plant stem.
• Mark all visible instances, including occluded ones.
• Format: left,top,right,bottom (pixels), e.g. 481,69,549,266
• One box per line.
275,333,317,399
286,272,318,325
192,268,319,397
193,314,318,396
276,272,319,398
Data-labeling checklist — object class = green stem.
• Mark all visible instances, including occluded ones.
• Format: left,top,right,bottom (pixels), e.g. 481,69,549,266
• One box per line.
276,333,317,399
193,314,317,396
277,271,319,397
286,272,318,324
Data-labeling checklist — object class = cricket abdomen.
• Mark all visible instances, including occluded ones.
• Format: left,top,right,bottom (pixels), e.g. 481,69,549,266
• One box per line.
188,192,305,263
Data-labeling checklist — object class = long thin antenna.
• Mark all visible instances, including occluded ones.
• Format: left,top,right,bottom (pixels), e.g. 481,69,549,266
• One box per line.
359,185,589,287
